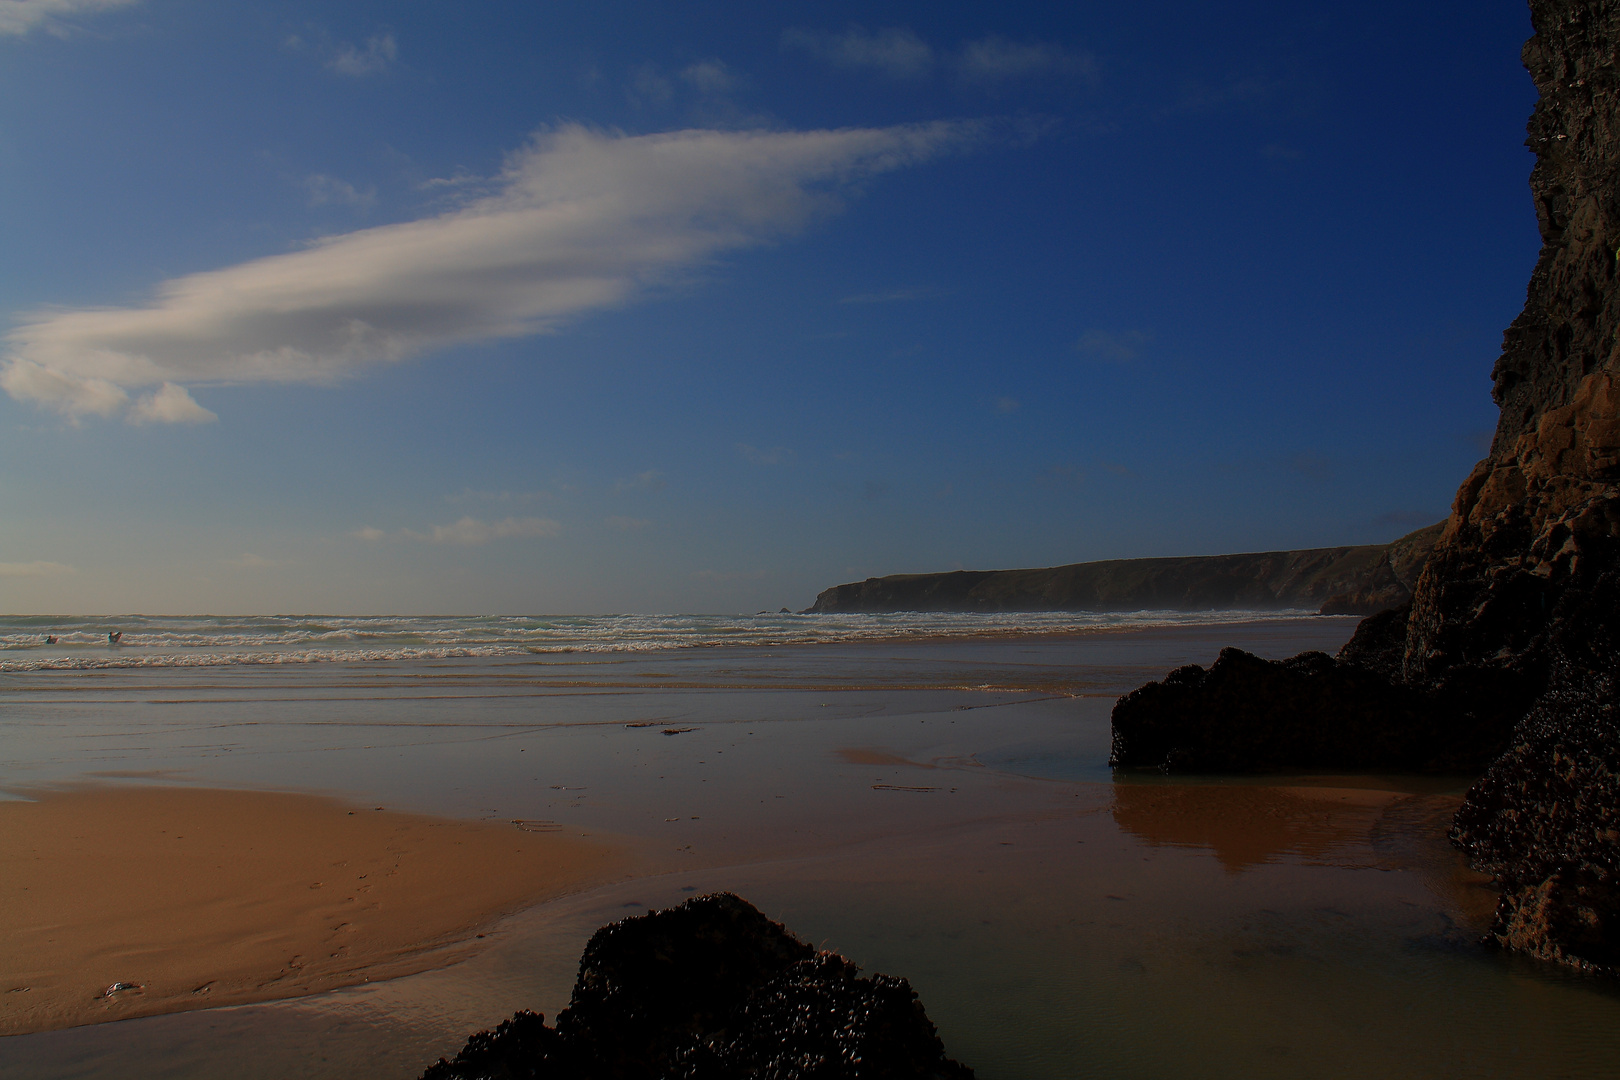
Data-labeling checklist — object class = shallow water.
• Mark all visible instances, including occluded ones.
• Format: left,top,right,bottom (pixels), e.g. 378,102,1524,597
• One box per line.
4,617,1619,1079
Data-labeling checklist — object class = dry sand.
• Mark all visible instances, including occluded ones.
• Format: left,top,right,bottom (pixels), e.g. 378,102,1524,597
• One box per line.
0,785,626,1035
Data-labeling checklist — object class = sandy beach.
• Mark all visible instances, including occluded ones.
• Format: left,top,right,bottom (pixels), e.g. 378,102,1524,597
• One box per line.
0,786,624,1036
3,621,1618,1079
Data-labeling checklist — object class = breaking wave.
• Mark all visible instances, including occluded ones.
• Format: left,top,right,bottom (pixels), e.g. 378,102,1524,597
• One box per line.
0,610,1330,672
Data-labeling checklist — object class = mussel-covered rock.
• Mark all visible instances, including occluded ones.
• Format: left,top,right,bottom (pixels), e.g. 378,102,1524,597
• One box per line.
421,893,973,1080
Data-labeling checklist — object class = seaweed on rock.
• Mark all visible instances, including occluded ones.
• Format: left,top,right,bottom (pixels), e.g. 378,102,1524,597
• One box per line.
421,893,973,1080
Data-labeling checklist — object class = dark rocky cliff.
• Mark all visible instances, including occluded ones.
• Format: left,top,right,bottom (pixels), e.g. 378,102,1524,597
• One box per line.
810,523,1440,615
1112,0,1620,974
1417,0,1620,973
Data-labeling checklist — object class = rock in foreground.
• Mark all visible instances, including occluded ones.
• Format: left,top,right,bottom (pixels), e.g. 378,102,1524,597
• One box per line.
421,893,974,1080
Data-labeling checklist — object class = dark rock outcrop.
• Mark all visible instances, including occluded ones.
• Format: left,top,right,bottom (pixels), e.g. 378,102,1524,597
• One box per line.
1448,560,1620,972
420,893,973,1080
1109,645,1516,774
809,523,1440,615
1110,0,1620,973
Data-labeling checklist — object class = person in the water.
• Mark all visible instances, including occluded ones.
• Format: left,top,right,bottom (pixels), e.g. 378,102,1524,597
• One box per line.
108,631,122,645
44,635,57,644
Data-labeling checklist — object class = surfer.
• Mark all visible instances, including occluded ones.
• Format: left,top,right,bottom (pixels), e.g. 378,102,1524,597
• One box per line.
108,631,122,645
44,635,57,644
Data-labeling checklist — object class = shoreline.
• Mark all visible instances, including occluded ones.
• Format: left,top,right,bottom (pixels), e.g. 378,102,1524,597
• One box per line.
0,786,628,1037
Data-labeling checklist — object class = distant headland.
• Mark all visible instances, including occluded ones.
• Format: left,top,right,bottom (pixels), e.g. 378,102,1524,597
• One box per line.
808,522,1442,616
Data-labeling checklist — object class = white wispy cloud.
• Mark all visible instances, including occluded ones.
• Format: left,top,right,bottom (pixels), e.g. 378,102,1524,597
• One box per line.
1076,329,1151,362
425,516,560,545
626,63,675,109
737,443,793,465
304,173,377,210
350,516,560,544
615,470,666,493
782,26,934,79
328,33,396,76
957,37,1095,82
447,488,549,504
837,286,938,305
4,122,975,422
786,27,1092,84
0,0,136,36
680,60,735,95
0,560,75,577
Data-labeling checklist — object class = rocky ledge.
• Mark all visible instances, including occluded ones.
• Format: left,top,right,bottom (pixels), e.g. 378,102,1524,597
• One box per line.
421,893,974,1080
1110,0,1620,974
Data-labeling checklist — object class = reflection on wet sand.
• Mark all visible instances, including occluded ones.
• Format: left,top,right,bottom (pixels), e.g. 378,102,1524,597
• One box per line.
1110,779,1501,926
1111,781,1411,871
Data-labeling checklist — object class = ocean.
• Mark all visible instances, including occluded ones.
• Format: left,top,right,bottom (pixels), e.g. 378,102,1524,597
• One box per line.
3,613,1619,1079
1,610,1328,670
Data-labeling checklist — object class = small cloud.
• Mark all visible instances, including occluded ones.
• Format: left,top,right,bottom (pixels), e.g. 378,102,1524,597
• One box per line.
680,60,736,95
1076,329,1150,362
624,60,760,123
626,63,675,109
304,173,376,210
605,515,651,531
1100,460,1137,478
1038,463,1086,488
350,526,387,541
955,36,1096,82
837,286,938,305
995,396,1020,414
426,516,561,545
787,27,1091,87
0,0,136,37
420,168,482,190
223,553,277,569
128,383,217,425
1375,510,1440,529
328,33,396,77
447,488,549,505
1289,452,1335,483
0,560,74,577
738,443,793,466
615,470,666,493
782,25,934,79
691,568,768,582
1173,75,1271,114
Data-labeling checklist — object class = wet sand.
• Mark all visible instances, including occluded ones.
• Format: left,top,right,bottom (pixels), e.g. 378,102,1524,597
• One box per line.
0,786,625,1036
5,626,1620,1078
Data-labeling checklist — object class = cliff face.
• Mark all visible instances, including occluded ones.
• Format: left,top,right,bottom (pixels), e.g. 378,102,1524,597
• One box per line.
811,525,1440,615
1379,0,1620,972
1109,0,1620,974
1406,0,1620,681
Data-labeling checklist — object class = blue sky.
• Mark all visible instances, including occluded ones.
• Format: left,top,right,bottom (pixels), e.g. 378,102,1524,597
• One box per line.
0,0,1538,614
